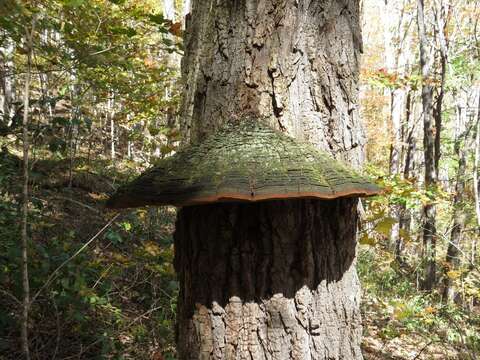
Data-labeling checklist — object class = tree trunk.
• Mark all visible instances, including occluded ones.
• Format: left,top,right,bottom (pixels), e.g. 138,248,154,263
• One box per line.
472,91,480,269
175,1,365,359
163,0,175,20
383,0,406,176
417,0,437,291
0,37,16,133
180,0,364,165
175,199,362,359
397,90,415,262
20,21,35,360
433,0,450,179
108,93,115,162
442,100,469,303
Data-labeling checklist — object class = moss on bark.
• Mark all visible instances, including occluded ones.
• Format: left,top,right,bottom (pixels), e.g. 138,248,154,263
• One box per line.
107,120,380,208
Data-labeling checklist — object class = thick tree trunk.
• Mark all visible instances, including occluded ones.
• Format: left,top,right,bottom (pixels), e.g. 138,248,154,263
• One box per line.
417,0,437,290
175,1,365,359
180,0,364,166
174,199,362,359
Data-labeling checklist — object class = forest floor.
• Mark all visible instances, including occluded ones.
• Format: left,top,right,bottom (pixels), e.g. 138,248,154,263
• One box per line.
0,152,478,359
362,302,467,360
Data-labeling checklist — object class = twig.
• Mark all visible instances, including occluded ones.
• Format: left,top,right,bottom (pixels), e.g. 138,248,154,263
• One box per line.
92,263,113,289
31,214,120,304
412,340,434,359
125,305,164,329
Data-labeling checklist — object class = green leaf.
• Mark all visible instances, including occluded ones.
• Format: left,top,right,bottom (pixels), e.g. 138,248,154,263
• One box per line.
105,230,123,244
148,14,166,25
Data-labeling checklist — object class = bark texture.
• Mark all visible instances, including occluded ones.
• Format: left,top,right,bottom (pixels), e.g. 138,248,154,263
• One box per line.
180,0,364,167
175,199,362,360
175,0,365,359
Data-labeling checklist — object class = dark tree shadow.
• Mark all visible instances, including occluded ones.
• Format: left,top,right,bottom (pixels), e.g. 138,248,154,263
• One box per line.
174,198,358,314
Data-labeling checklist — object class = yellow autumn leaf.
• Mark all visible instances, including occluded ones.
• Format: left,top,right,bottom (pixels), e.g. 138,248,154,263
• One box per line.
447,270,462,279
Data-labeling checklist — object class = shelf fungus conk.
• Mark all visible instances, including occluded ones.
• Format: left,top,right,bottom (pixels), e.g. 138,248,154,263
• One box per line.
106,120,381,209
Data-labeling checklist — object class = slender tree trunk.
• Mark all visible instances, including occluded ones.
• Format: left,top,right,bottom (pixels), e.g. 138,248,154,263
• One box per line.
442,101,469,303
382,0,413,254
472,92,480,269
163,0,179,151
0,37,15,129
417,0,437,290
109,93,115,162
388,89,405,175
433,57,445,179
433,0,449,179
163,0,175,20
397,90,414,262
382,0,406,176
20,21,35,360
175,1,365,358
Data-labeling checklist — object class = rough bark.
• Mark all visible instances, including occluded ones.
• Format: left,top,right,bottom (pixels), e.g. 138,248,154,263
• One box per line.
417,0,437,290
175,199,362,360
180,0,364,166
175,0,365,359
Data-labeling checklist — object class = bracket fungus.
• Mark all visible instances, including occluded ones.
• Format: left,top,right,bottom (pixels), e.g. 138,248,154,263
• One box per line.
106,120,381,209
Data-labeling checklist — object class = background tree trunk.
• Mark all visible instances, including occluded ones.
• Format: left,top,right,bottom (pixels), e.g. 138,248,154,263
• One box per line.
176,0,365,359
20,21,35,360
417,0,437,291
472,91,480,270
397,90,415,262
0,37,15,129
433,0,450,179
442,99,470,303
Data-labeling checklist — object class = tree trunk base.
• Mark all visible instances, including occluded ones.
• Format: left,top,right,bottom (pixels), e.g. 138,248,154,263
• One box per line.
174,199,363,360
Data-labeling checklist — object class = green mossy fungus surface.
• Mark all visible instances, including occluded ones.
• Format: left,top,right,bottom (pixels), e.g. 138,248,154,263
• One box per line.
107,120,381,208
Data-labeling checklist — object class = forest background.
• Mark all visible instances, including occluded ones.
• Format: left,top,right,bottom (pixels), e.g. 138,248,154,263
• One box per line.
0,0,479,359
